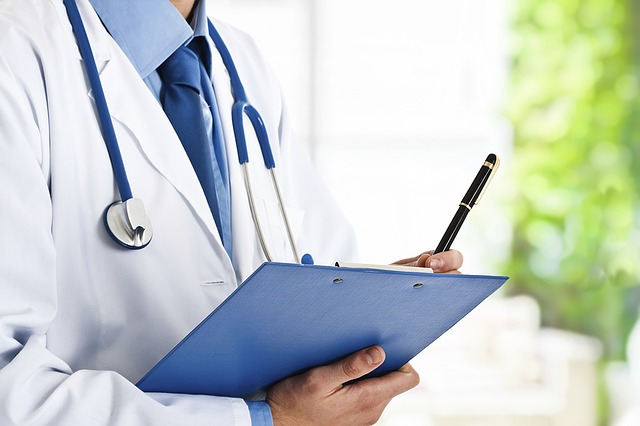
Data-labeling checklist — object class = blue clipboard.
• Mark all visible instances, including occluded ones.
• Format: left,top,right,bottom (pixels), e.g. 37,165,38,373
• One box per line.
137,262,508,397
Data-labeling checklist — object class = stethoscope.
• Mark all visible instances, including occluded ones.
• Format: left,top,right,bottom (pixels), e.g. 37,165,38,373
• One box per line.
64,0,311,264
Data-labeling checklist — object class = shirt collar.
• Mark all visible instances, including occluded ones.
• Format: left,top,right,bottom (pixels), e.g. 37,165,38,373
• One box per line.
191,0,209,39
88,0,209,79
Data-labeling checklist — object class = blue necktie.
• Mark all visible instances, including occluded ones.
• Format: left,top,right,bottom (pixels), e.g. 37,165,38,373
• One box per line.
158,41,232,258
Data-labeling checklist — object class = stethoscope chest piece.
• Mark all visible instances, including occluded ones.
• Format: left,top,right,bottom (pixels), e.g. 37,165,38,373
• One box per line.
104,198,153,249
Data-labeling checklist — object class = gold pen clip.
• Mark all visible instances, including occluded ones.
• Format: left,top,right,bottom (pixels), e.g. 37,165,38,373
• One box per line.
475,156,500,205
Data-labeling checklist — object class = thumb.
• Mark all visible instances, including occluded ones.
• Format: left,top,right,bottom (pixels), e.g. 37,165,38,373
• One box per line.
318,346,386,391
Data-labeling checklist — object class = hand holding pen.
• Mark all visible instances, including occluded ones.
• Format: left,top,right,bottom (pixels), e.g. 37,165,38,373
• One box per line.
433,153,500,254
391,154,498,272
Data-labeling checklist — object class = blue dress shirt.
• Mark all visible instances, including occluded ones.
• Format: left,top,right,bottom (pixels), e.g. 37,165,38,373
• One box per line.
87,0,271,423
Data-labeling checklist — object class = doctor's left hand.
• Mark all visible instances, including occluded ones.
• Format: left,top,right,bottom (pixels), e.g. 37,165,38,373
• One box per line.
392,249,463,273
266,345,418,426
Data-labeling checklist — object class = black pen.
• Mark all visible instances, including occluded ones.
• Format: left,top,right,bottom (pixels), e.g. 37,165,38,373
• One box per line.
433,153,500,254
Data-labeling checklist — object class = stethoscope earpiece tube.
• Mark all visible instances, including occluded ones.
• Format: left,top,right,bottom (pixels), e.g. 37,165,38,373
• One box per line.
244,105,274,169
212,19,302,264
232,102,250,164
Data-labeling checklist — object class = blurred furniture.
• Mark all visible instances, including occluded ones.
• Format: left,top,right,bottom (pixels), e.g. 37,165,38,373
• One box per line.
606,318,640,426
377,295,602,426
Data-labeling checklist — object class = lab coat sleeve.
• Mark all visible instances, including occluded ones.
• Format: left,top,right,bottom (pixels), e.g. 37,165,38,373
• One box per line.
0,39,253,426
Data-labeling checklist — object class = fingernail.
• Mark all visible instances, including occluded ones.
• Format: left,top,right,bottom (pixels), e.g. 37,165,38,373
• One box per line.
365,347,383,365
428,258,443,271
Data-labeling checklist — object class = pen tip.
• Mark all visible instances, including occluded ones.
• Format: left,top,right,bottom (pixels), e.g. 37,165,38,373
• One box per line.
486,153,497,164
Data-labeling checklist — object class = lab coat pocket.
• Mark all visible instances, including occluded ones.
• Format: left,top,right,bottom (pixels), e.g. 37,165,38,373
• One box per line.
198,275,238,310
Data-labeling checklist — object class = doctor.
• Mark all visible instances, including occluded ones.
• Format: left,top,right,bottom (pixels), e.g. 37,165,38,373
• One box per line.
0,0,463,424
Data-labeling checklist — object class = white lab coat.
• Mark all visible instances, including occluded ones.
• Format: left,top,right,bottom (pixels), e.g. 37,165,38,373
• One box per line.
0,0,357,424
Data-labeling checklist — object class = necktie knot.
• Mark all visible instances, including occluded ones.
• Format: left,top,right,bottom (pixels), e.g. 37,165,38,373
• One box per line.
158,44,201,92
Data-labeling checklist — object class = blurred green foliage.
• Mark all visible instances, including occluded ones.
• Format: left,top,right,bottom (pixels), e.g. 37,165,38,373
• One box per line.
506,0,640,359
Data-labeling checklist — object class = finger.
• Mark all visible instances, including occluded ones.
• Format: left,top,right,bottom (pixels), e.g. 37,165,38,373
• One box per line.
382,363,420,395
393,251,433,267
427,249,463,272
312,346,386,392
350,363,420,401
392,254,421,266
415,251,434,268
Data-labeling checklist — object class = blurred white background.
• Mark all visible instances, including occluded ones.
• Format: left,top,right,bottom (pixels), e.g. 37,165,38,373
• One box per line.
207,1,607,425
209,0,511,273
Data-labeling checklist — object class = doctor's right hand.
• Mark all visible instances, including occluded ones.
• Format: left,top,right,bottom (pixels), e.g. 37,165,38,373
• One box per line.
266,345,419,426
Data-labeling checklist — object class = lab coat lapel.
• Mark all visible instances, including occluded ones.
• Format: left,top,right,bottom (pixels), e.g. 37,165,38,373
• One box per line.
87,52,225,251
205,28,264,274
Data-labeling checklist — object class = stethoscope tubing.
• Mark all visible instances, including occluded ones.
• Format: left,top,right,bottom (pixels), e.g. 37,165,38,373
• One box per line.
63,1,305,262
63,0,133,202
209,20,300,263
207,22,275,169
